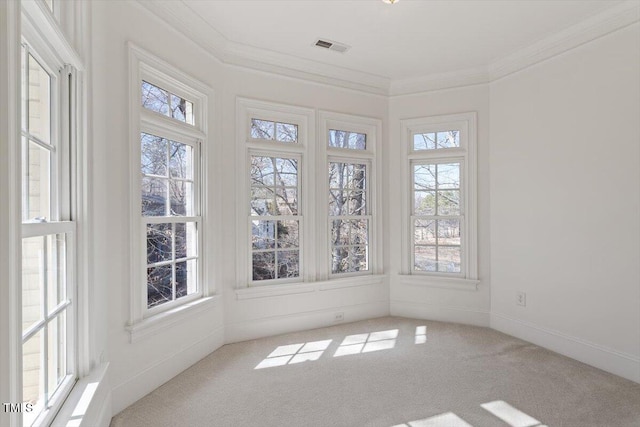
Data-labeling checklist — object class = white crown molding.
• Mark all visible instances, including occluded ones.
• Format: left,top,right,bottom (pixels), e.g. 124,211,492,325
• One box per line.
135,0,390,95
389,67,490,97
136,0,639,97
489,0,640,81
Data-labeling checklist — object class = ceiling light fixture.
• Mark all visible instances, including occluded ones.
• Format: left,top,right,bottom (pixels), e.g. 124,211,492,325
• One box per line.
382,0,399,4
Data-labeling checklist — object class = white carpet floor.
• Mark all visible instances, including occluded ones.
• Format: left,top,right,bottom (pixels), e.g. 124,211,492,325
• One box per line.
110,317,640,427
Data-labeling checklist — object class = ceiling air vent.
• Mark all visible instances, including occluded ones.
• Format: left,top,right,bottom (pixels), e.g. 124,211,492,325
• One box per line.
314,38,350,53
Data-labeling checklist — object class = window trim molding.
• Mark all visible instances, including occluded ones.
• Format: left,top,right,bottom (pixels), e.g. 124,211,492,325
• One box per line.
400,112,478,281
319,110,383,280
236,98,315,288
128,43,213,329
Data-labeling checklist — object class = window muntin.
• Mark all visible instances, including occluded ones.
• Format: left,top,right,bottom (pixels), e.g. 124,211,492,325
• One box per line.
329,160,370,274
329,129,366,150
250,155,300,282
251,118,298,143
20,43,75,427
141,80,194,125
140,131,200,310
413,130,460,151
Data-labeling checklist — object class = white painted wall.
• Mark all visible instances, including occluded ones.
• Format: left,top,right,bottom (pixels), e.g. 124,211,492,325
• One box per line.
91,1,226,414
387,86,492,326
489,23,640,382
93,1,389,414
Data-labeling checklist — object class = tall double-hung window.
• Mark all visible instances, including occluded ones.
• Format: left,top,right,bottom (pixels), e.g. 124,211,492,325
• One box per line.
19,36,77,427
238,100,313,285
321,111,381,279
402,113,477,281
129,46,209,321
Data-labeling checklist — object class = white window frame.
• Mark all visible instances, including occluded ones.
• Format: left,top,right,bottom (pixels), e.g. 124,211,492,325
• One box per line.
319,111,382,280
16,1,87,425
128,44,213,331
400,113,478,286
236,99,315,287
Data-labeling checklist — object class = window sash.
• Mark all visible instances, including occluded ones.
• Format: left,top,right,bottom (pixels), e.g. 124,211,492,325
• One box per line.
410,156,466,277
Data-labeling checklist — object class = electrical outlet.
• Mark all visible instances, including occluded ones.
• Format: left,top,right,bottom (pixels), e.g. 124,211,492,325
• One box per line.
516,291,526,307
334,312,344,322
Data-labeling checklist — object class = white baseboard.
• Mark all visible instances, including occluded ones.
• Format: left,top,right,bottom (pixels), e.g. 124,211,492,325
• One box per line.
110,325,225,415
390,300,490,327
491,312,640,384
225,300,389,343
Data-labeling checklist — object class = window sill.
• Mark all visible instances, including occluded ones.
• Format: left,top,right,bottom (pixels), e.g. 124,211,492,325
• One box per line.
395,274,479,291
127,295,220,343
51,362,110,427
235,274,386,300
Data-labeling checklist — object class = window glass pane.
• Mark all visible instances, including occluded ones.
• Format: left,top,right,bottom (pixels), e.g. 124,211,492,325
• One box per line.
22,237,44,333
169,141,192,179
25,140,51,221
141,81,195,125
169,181,193,216
251,187,274,216
414,219,436,245
414,246,436,272
350,219,368,245
437,190,460,216
253,252,275,281
277,250,299,278
329,162,366,190
436,131,460,149
437,247,461,273
46,234,66,315
175,260,197,299
277,220,299,249
275,187,297,215
331,220,350,246
23,329,43,427
331,220,369,274
252,220,275,250
275,157,297,186
251,156,275,186
251,119,274,140
175,222,197,259
413,133,435,151
331,246,368,274
21,46,27,132
28,54,51,143
142,177,167,216
48,311,67,400
141,81,169,116
146,223,172,264
329,191,346,216
170,94,195,125
437,163,460,189
414,164,436,190
147,264,173,308
437,219,461,246
21,234,66,331
276,122,298,143
141,133,168,177
414,190,435,216
329,129,366,150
